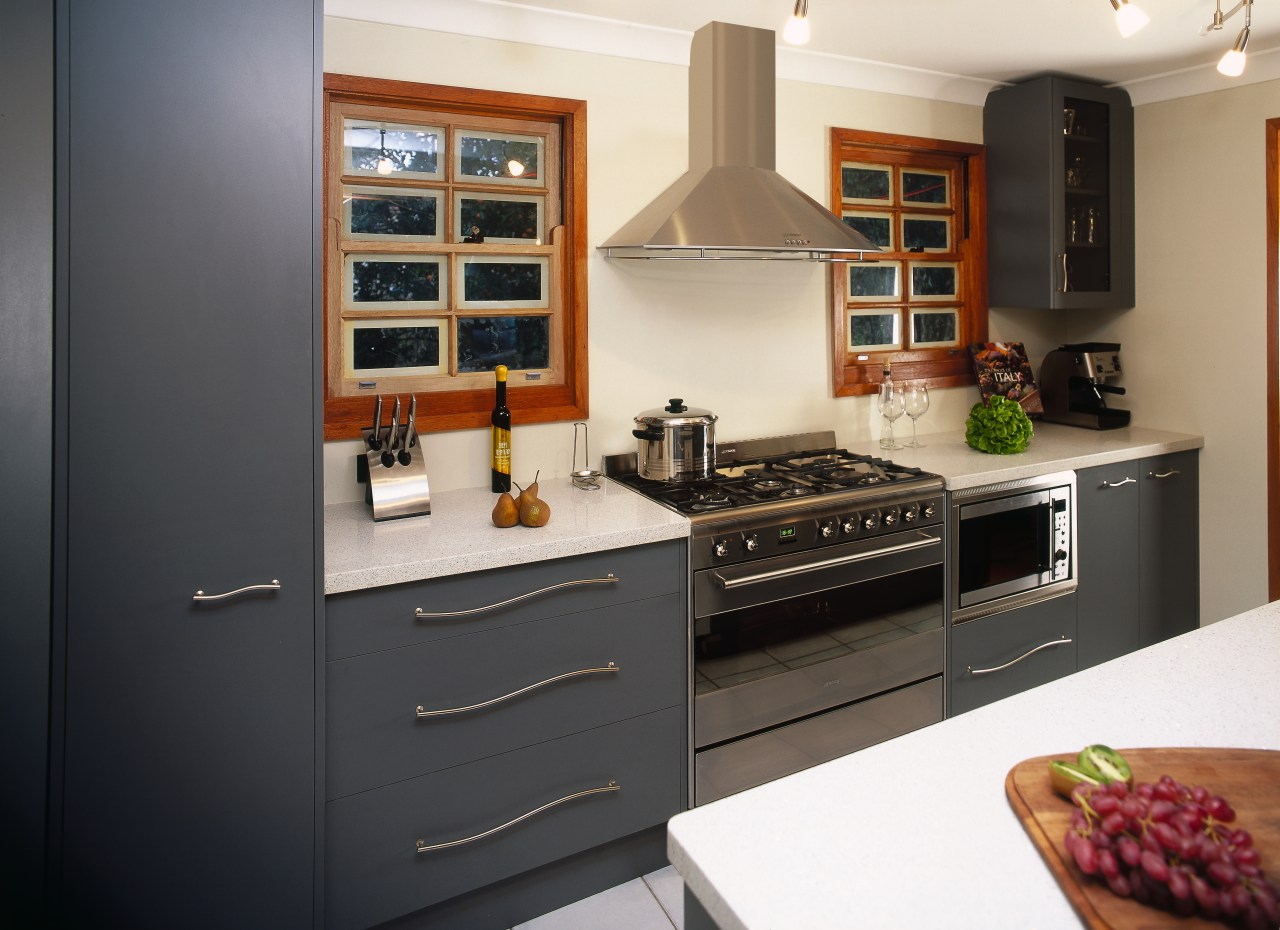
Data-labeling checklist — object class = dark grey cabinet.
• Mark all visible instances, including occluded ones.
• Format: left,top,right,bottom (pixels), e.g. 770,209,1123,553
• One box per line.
52,2,320,928
1139,451,1200,646
984,75,1135,309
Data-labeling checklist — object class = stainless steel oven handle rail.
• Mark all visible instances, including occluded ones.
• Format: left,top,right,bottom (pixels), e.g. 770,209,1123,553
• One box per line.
1100,476,1136,488
415,781,620,853
415,663,618,718
414,574,618,619
710,533,940,590
192,579,281,602
967,636,1072,676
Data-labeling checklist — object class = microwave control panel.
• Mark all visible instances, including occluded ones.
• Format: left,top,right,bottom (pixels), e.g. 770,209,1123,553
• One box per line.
1051,486,1072,581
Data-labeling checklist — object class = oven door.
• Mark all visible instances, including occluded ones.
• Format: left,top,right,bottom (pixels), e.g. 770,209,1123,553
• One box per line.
693,527,944,749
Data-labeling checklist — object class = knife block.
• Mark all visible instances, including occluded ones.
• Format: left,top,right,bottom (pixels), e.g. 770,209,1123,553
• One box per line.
356,425,431,521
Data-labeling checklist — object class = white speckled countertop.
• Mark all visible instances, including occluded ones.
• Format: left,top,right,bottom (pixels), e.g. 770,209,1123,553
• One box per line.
324,476,689,595
889,423,1203,490
667,600,1280,930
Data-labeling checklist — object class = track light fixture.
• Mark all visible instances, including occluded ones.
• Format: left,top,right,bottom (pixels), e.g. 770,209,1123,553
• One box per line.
1110,0,1150,37
783,0,810,45
1203,0,1253,76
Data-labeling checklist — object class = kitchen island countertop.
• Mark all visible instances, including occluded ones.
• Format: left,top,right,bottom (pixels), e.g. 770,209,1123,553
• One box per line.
667,599,1280,930
324,476,688,595
890,422,1203,490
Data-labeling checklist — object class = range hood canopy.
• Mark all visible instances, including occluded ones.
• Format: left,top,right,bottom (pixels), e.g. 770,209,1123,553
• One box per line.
600,21,880,262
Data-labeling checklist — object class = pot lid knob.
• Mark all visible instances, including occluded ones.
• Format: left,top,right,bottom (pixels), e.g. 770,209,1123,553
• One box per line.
665,398,687,413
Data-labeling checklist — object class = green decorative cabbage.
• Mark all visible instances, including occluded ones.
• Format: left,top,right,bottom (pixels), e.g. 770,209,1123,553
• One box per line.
965,395,1034,454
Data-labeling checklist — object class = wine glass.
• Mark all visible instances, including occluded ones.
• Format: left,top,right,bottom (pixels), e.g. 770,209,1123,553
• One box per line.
878,382,905,451
904,382,930,447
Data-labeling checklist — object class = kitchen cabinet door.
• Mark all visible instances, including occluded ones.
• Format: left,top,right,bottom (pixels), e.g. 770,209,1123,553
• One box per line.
984,76,1135,310
56,1,319,927
1075,461,1141,669
1139,451,1200,646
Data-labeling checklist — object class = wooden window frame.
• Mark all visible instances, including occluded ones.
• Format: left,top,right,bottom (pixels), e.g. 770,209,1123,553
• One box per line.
830,129,988,396
323,74,588,439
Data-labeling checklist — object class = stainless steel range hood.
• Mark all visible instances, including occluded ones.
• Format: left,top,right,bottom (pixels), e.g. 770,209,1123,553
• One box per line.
600,21,879,262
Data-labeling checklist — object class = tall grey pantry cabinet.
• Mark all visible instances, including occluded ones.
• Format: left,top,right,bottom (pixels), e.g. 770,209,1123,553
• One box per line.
43,2,321,927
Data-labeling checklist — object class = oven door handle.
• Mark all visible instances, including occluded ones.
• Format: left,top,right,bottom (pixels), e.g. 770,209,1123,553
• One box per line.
710,532,942,589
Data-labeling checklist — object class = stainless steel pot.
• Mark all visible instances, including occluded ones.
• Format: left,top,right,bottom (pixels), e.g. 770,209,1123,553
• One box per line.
632,398,717,481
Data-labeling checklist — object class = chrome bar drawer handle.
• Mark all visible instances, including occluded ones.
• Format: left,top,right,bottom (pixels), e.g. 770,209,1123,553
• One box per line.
414,574,618,619
1100,477,1136,488
416,663,619,718
192,579,281,602
967,636,1072,676
415,781,620,854
1149,469,1181,479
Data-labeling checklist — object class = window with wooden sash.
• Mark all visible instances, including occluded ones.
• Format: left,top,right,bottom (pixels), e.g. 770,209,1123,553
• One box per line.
830,129,987,395
323,75,587,439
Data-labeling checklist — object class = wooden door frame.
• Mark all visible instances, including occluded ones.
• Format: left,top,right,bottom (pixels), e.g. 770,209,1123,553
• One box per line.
1268,117,1279,600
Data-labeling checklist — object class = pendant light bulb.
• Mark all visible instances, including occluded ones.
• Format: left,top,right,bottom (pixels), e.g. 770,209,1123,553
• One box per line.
506,158,526,177
1111,0,1150,37
1217,25,1249,75
783,0,810,45
376,128,395,175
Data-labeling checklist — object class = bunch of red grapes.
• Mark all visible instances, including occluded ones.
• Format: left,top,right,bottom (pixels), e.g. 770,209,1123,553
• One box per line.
1063,775,1279,929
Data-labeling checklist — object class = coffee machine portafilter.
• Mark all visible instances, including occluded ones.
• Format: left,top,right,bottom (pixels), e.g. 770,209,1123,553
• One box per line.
1038,342,1131,430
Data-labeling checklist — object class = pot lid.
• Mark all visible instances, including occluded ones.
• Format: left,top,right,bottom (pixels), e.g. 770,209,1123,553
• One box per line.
635,398,718,427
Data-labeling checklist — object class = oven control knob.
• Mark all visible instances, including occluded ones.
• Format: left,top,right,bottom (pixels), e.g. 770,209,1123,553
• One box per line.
713,539,730,558
819,519,837,539
902,506,918,523
863,513,880,531
842,516,858,535
922,502,937,518
744,534,760,552
883,511,898,527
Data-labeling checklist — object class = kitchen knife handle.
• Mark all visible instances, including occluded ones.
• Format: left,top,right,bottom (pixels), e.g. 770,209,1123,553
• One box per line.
193,579,281,602
414,574,619,619
967,636,1072,676
1100,477,1136,488
415,663,618,718
415,781,619,854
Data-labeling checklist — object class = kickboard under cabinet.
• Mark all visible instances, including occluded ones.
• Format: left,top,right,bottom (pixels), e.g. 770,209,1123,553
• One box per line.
324,706,684,930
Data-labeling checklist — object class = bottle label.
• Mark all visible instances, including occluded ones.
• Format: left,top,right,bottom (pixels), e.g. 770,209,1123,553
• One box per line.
492,428,511,475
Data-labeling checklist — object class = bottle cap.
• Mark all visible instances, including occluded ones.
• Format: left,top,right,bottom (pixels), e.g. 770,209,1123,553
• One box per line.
496,365,508,382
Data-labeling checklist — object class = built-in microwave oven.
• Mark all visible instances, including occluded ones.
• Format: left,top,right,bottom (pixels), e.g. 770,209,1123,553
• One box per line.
949,470,1076,623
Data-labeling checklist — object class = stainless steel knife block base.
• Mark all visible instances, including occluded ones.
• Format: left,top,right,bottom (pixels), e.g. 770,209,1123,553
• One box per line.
356,427,431,521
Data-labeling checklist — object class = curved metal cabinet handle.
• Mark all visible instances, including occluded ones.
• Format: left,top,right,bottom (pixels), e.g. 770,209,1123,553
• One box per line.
192,579,281,602
1149,469,1181,480
416,663,619,718
1100,477,1136,488
1059,252,1070,293
967,636,1072,676
415,781,620,854
415,574,618,619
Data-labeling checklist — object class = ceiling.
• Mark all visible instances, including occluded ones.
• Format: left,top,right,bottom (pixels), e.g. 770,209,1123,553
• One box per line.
326,0,1279,105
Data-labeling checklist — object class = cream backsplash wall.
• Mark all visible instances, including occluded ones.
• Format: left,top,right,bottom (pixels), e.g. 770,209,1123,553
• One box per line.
322,16,985,502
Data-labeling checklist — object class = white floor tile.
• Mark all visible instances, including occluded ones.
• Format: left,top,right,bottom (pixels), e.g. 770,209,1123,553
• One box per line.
643,865,684,928
512,876,675,930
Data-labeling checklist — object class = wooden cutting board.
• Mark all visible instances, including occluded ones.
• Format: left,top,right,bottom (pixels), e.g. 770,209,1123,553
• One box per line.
1006,748,1280,930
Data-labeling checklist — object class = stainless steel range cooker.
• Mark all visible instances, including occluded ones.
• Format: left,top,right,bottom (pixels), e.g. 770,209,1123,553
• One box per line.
605,431,947,805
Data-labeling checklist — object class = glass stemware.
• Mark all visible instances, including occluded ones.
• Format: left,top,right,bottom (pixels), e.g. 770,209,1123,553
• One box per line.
904,382,930,447
878,382,906,451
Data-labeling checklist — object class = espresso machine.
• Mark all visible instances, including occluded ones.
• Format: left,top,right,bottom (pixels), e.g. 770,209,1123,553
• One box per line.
1038,342,1130,429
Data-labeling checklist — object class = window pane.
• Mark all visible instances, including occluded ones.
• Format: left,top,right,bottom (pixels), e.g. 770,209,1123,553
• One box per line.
459,256,549,308
455,192,544,243
848,263,900,300
344,186,441,241
848,311,900,350
455,131,543,185
843,213,893,250
346,255,445,309
910,310,958,347
344,120,443,179
344,321,446,377
457,316,551,372
841,163,892,203
902,170,949,206
909,262,958,300
903,216,951,251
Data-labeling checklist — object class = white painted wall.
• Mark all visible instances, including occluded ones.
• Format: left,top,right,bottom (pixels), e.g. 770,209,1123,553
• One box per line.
323,16,1278,624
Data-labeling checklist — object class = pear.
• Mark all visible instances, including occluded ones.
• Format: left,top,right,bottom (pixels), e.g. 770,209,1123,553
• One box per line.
517,471,541,511
491,491,519,527
519,492,551,527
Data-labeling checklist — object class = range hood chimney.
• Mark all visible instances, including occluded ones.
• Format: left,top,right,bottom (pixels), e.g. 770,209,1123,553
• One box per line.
600,21,879,262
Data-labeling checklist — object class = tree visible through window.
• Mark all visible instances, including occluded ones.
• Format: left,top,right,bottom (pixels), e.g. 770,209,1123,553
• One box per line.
830,129,987,396
323,75,588,439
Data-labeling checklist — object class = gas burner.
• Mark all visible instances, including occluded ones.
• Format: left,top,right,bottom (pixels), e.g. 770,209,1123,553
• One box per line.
688,492,733,512
747,478,785,492
791,454,845,467
777,487,814,498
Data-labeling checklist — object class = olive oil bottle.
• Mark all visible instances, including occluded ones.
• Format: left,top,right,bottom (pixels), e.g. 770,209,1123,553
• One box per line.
491,365,511,492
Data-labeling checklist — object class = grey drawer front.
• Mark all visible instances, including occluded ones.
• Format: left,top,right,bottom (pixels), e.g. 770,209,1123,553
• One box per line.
327,540,686,659
327,593,686,799
948,592,1077,716
325,707,684,930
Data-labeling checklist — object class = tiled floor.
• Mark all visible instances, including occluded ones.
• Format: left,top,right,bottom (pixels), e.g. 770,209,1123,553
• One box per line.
511,865,684,929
